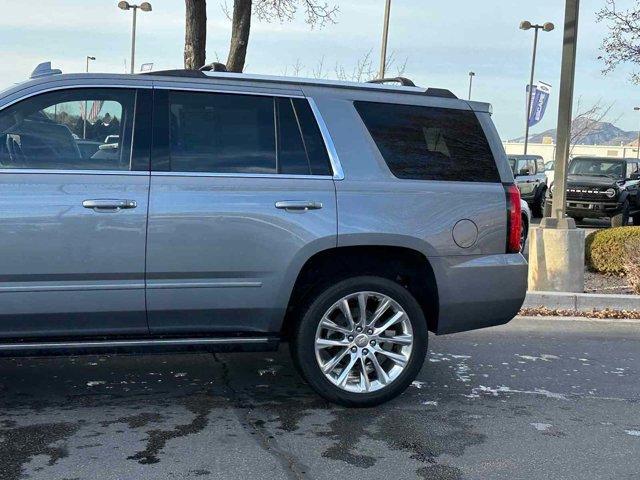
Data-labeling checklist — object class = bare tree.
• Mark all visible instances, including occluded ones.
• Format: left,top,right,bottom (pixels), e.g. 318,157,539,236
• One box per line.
596,0,640,83
570,97,620,152
226,0,339,73
184,0,207,69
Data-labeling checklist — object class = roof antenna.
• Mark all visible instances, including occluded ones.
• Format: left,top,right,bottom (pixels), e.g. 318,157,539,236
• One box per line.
30,62,62,79
199,62,228,72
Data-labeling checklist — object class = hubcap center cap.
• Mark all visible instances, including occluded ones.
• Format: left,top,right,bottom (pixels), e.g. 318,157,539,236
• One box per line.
354,333,369,348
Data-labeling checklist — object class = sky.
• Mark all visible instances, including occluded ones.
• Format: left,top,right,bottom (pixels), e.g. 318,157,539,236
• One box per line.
0,0,638,140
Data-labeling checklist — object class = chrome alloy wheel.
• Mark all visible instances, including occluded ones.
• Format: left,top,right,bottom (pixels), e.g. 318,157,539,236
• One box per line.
314,291,414,393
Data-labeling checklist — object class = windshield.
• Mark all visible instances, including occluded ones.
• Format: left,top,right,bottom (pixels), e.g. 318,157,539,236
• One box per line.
568,158,624,179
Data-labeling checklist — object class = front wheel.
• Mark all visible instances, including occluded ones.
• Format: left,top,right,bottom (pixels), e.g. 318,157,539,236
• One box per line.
611,201,630,228
291,276,428,407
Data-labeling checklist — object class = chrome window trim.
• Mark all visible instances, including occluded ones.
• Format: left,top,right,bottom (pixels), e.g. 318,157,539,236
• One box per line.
306,97,345,180
155,87,343,179
151,171,333,180
0,84,147,174
0,83,152,111
0,169,148,176
154,84,305,99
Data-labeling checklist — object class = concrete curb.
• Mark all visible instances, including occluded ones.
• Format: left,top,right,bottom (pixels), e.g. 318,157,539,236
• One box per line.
523,291,640,312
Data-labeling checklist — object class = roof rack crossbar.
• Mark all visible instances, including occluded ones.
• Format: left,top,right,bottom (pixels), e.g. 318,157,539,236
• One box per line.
367,77,416,87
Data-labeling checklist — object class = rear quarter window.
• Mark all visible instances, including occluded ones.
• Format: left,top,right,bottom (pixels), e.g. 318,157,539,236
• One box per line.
354,101,500,182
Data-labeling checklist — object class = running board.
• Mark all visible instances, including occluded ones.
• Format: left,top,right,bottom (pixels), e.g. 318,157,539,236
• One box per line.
0,336,279,357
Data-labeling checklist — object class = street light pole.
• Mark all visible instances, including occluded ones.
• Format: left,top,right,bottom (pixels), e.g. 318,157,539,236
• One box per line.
83,56,95,140
378,0,392,79
520,21,555,155
118,2,152,74
635,107,640,160
468,71,475,100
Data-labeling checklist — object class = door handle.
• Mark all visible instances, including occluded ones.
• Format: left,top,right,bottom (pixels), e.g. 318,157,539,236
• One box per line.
83,199,137,211
275,201,323,211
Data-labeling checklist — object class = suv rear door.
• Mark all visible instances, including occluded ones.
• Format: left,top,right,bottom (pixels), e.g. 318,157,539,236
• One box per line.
0,86,152,338
145,84,337,334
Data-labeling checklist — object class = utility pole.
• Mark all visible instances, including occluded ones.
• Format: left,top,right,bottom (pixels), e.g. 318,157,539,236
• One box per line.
378,0,392,79
83,56,95,139
529,0,585,294
468,72,475,100
520,21,555,154
118,2,152,74
635,106,640,159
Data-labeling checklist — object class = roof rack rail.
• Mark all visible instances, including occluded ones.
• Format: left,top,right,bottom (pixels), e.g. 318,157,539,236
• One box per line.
425,88,457,99
140,69,207,78
367,77,416,87
200,62,228,72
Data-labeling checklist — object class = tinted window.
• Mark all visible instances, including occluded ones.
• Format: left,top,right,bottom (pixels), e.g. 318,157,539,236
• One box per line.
169,91,276,173
292,98,332,175
276,97,310,174
354,101,499,182
0,88,135,170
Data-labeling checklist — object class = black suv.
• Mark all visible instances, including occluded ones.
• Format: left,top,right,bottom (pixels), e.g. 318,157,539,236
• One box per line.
552,157,640,227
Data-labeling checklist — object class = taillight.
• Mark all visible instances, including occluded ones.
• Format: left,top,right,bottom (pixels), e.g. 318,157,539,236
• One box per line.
505,184,522,253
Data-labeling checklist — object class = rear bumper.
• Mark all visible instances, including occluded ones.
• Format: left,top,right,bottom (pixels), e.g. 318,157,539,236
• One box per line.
431,254,528,335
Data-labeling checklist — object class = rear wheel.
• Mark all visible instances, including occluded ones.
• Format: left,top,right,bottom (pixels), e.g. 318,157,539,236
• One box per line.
532,189,546,218
520,215,529,252
611,201,630,228
291,276,428,407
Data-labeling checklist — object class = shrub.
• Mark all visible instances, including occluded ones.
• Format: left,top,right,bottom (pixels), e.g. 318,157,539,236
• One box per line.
624,237,640,294
585,226,640,275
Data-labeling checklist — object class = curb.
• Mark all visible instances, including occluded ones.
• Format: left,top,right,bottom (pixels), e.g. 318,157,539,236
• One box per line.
523,291,640,312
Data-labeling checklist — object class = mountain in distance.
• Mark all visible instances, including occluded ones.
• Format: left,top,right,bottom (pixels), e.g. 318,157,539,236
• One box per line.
509,120,637,146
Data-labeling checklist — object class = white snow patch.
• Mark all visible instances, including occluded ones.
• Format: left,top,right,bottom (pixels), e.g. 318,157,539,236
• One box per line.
86,381,105,387
174,372,187,377
422,400,438,406
450,354,471,359
258,366,282,376
411,381,428,389
530,423,553,431
515,354,560,362
465,385,568,401
625,430,640,437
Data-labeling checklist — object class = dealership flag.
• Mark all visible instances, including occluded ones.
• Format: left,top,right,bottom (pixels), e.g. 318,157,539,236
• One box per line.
526,81,552,127
80,100,104,124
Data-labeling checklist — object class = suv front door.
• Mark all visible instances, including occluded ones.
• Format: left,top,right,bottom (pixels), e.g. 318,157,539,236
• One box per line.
0,87,152,338
145,86,337,334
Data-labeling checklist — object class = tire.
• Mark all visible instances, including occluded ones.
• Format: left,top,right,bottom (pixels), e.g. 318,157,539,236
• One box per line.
633,213,640,226
542,195,552,218
520,215,529,253
611,201,630,228
570,216,583,223
290,276,428,407
532,189,545,218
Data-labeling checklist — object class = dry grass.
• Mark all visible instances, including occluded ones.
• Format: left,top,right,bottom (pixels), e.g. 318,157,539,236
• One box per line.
519,307,640,319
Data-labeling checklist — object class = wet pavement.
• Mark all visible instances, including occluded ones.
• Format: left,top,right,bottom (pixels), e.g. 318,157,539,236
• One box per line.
0,316,638,480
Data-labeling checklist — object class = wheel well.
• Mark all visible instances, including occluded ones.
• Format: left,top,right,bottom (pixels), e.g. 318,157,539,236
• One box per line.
281,246,439,339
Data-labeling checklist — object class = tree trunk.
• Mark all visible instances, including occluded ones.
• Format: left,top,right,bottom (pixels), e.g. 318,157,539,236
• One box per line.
184,0,207,70
226,0,252,72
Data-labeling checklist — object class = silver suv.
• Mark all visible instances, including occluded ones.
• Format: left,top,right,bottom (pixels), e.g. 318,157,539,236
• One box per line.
0,63,527,406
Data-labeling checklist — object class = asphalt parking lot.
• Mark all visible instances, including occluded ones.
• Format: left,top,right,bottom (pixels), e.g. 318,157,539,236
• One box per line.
1,316,638,480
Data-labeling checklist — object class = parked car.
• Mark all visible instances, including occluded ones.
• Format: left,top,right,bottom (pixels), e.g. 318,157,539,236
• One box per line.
508,154,547,217
520,199,531,252
548,156,640,227
0,62,527,407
